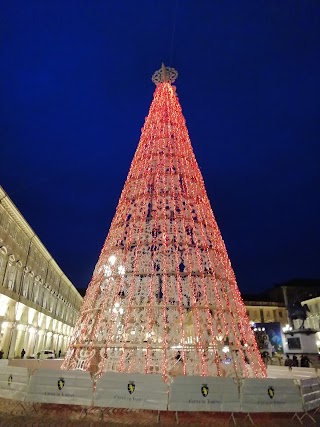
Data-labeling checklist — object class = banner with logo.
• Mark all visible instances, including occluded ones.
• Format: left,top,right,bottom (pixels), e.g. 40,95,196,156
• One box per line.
25,369,93,406
94,372,168,410
241,378,303,413
168,376,240,412
0,366,29,401
300,377,320,412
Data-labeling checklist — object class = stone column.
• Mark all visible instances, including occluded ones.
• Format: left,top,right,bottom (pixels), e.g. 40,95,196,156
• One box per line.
23,328,30,353
11,327,23,358
57,334,63,353
44,331,51,349
32,330,40,355
8,322,19,359
62,335,66,353
64,335,68,353
14,325,27,358
37,331,45,352
52,333,59,353
1,322,13,358
65,334,71,349
25,327,37,357
45,331,53,349
0,321,3,352
282,286,292,327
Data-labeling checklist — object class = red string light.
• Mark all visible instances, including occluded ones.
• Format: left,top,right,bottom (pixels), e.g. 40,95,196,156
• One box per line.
61,67,266,380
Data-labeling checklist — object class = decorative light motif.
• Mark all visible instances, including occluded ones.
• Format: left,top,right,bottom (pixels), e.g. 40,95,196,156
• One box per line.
108,255,116,265
62,64,266,380
152,63,178,85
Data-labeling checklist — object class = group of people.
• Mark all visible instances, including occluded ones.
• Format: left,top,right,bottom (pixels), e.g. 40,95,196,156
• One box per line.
261,351,313,368
0,348,25,359
0,348,62,359
285,353,311,369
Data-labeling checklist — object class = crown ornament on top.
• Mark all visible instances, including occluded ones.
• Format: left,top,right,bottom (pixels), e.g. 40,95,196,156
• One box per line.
152,63,178,85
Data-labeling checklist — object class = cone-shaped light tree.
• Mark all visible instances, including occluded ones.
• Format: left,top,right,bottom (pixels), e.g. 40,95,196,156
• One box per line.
62,65,266,380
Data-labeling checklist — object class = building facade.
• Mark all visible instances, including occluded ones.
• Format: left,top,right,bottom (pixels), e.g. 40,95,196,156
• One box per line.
244,300,289,355
244,300,288,327
0,186,83,358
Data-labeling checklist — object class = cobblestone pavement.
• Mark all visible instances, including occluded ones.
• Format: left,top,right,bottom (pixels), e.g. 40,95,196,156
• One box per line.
0,398,319,426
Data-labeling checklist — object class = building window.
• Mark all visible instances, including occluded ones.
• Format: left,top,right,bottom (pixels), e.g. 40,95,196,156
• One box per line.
279,311,283,318
7,264,16,290
22,275,29,298
3,219,10,232
33,284,39,304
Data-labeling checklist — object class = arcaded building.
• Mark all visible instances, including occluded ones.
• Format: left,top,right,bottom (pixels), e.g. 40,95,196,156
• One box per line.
0,186,83,358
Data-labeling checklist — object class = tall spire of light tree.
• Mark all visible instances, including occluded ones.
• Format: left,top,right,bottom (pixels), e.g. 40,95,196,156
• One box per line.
62,64,266,380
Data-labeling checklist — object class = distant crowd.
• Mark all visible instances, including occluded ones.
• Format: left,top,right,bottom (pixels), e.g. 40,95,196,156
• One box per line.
0,348,62,359
261,351,316,369
284,353,312,369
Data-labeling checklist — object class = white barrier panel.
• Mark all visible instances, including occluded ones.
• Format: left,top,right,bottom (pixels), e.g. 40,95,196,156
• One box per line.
168,376,240,412
94,372,168,410
241,378,303,413
300,377,320,412
26,369,93,406
0,366,29,401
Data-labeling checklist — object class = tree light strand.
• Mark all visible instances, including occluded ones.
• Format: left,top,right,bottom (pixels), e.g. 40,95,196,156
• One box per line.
61,70,266,380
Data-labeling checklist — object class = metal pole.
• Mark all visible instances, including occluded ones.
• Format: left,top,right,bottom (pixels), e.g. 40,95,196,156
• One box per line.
282,286,293,327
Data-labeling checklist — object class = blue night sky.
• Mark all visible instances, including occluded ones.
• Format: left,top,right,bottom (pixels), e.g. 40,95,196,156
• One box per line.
1,1,319,294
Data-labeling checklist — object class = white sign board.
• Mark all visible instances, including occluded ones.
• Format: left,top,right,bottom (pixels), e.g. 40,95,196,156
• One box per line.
94,372,168,410
168,376,240,412
0,366,29,401
300,377,320,412
241,378,303,413
26,369,93,406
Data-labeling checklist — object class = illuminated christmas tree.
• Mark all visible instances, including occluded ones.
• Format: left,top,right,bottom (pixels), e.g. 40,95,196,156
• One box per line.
62,65,266,380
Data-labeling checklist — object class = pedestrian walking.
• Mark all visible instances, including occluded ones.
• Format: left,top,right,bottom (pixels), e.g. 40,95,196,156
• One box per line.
292,354,298,367
300,354,312,368
284,354,293,370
